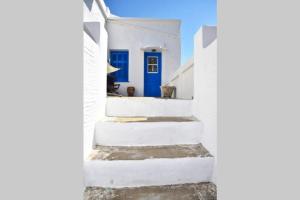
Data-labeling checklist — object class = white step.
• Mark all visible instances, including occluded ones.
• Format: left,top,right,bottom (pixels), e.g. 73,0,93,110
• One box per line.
84,144,214,187
95,118,203,146
106,97,193,117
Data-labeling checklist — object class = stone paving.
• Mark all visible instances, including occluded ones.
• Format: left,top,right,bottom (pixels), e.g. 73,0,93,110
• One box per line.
89,143,212,160
84,182,217,200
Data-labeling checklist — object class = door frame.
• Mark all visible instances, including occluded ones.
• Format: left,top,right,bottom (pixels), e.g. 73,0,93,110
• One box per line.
144,52,162,97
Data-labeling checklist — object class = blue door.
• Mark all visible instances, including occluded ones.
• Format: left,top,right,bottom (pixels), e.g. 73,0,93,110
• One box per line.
144,52,162,97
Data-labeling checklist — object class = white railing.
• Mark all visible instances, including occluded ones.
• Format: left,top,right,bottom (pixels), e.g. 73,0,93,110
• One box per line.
168,57,194,99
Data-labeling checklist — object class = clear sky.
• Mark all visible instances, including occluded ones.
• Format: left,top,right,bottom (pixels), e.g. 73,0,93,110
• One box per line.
104,0,217,64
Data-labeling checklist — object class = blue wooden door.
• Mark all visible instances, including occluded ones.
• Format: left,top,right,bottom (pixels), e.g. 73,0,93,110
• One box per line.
144,52,162,97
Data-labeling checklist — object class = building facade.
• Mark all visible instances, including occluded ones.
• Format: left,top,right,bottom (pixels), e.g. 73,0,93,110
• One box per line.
107,17,181,97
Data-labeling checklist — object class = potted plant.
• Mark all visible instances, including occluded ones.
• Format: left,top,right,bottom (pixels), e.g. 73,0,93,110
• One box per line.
127,86,135,97
161,85,175,98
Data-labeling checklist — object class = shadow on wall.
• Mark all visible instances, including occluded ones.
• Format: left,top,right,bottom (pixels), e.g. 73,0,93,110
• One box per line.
84,22,100,43
84,0,93,11
202,26,217,48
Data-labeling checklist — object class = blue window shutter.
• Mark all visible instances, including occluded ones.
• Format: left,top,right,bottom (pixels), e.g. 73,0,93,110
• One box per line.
110,51,129,82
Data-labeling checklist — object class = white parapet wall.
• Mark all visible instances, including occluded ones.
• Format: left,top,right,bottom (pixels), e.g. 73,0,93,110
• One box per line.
84,157,214,187
83,0,109,160
168,57,194,99
106,97,193,117
193,26,217,182
95,121,203,146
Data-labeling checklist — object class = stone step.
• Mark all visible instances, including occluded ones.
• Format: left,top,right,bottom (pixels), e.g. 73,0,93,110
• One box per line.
106,97,193,117
84,144,214,187
89,144,212,160
95,117,203,146
84,182,217,200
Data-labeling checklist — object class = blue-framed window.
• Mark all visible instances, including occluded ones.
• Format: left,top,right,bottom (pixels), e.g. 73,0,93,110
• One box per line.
110,50,129,82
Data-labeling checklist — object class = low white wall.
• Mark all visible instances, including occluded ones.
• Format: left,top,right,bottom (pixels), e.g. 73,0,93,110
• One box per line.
169,57,194,99
83,0,108,160
107,18,181,96
106,97,193,117
193,26,217,182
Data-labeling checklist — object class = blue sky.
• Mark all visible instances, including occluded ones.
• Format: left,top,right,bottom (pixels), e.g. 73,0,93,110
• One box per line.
104,0,217,64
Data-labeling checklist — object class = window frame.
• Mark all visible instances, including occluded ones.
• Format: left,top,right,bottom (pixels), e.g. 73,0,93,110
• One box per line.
147,56,159,74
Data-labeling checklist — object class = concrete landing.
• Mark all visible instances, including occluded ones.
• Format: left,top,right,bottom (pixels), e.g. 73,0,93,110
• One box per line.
89,144,212,160
84,182,217,200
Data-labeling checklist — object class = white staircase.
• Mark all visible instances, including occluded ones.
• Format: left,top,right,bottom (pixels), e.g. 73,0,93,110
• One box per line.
84,97,215,197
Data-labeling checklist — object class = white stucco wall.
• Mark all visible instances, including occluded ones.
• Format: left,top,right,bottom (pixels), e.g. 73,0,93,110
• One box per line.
107,18,181,96
169,57,194,99
83,0,108,160
193,26,217,182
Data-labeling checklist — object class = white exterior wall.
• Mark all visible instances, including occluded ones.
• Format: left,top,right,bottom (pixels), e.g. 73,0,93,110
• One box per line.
83,0,108,160
169,57,194,99
193,26,217,182
107,18,181,96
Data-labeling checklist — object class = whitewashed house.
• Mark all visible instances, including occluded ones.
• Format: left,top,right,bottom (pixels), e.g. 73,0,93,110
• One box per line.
84,0,181,98
107,17,181,96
